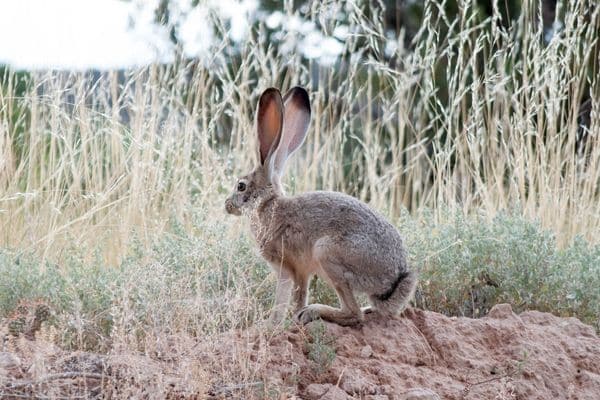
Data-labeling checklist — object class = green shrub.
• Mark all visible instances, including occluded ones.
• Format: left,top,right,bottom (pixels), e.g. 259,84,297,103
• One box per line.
1,209,597,353
402,210,600,329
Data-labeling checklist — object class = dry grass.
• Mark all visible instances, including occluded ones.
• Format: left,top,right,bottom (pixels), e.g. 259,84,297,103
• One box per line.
0,0,599,395
1,0,598,264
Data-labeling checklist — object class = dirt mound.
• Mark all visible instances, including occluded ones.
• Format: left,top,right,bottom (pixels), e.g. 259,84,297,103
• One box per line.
246,304,600,399
1,304,599,399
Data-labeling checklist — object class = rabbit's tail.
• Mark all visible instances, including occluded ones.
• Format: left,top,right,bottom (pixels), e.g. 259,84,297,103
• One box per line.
369,268,417,317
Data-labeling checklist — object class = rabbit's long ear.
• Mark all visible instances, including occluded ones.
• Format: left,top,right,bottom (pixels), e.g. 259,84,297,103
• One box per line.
256,88,284,165
272,87,311,175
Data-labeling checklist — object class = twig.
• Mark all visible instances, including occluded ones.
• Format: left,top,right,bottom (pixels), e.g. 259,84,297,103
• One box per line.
335,366,347,388
5,372,107,390
207,381,263,398
461,372,514,399
0,386,101,400
469,374,514,387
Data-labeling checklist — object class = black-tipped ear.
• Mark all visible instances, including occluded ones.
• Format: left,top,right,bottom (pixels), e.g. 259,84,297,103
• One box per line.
282,86,310,108
273,87,311,175
256,88,284,165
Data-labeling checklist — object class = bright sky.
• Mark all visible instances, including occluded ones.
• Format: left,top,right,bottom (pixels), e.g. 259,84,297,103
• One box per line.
0,0,346,70
0,0,173,70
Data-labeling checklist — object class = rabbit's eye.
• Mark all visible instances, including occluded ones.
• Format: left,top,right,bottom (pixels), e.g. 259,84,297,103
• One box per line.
237,182,247,192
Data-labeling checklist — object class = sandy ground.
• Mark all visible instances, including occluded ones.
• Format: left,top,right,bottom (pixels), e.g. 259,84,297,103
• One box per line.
1,304,599,399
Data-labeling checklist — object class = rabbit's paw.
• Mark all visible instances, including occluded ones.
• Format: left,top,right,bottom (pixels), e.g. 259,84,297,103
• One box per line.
294,305,323,325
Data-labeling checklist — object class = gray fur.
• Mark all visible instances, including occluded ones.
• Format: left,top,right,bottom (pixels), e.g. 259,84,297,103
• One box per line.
225,87,417,326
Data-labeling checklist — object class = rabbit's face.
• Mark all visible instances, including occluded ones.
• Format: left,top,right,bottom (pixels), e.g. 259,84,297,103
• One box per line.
225,87,310,217
225,165,277,216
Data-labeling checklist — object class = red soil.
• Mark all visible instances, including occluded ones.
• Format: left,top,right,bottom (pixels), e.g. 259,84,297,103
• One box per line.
1,304,599,399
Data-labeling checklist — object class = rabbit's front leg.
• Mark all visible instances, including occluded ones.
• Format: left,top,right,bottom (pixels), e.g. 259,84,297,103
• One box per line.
269,267,293,325
292,274,309,313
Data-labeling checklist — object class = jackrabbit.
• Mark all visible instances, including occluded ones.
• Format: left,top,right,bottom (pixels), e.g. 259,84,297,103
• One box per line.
225,87,417,326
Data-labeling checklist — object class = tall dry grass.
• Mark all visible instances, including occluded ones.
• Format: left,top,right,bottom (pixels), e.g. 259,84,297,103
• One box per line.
0,0,598,265
0,2,599,396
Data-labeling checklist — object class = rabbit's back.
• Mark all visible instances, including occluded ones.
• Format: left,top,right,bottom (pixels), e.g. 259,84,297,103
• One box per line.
287,191,401,244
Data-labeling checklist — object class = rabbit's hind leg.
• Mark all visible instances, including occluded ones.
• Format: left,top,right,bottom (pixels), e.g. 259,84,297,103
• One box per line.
293,237,364,326
294,280,363,326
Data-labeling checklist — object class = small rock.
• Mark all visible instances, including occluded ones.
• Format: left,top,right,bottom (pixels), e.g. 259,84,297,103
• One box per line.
341,368,376,394
487,304,515,319
361,344,373,358
402,388,441,400
0,352,21,369
305,384,349,400
7,318,26,336
305,383,330,399
322,385,350,400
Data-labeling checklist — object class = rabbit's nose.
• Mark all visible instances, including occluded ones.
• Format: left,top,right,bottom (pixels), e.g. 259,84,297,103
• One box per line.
225,199,233,213
225,198,241,215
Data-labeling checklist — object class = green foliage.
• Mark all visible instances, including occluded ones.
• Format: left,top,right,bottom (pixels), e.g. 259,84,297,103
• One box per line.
309,276,338,308
1,209,597,353
305,321,336,374
402,209,600,329
0,213,273,350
